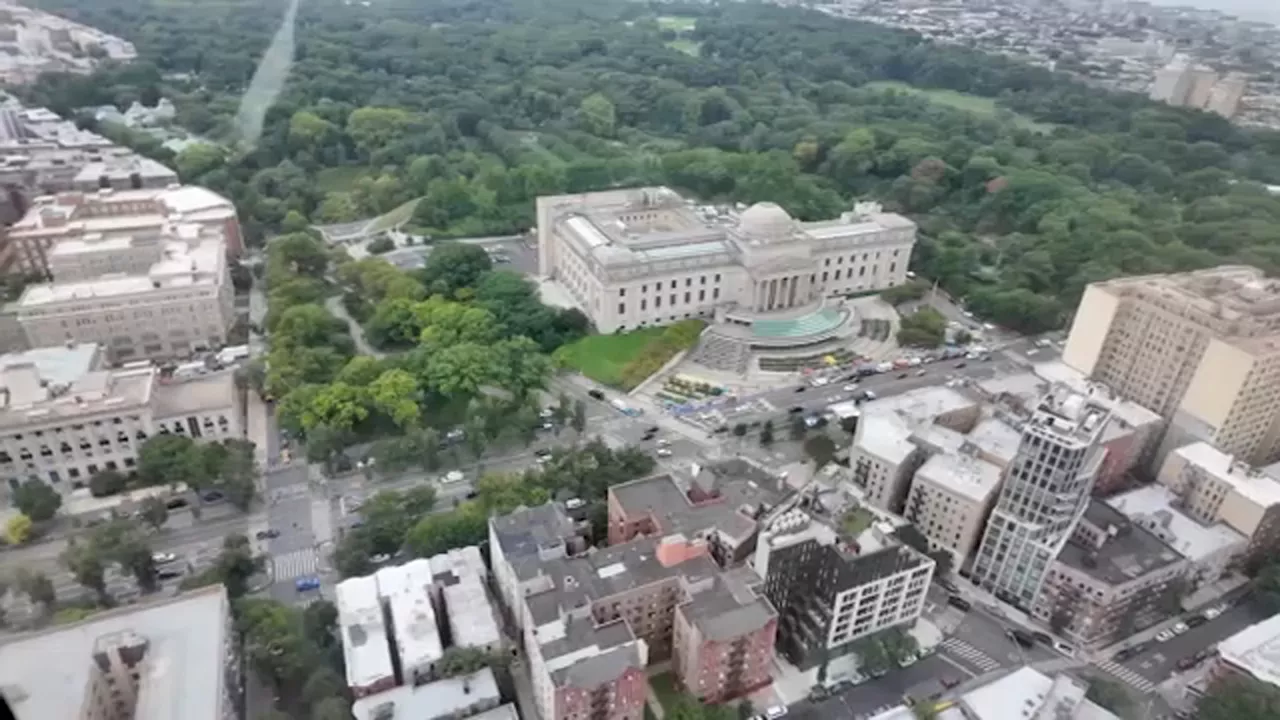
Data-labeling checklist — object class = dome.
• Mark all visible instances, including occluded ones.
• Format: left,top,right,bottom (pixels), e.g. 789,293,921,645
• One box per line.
739,202,794,239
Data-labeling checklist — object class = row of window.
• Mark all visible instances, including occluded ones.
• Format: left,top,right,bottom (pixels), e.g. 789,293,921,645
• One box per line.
618,274,723,297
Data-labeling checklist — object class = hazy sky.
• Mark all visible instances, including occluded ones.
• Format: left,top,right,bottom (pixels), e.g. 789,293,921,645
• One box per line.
1143,0,1280,25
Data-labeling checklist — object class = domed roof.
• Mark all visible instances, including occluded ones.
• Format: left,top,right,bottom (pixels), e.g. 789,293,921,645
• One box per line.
739,202,794,239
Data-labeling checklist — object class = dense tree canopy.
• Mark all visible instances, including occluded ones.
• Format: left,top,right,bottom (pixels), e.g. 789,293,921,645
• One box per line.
19,0,1280,335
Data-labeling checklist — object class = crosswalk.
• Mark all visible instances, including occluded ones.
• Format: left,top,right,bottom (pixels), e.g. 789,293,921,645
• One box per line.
271,548,320,580
940,638,1002,673
1094,659,1157,693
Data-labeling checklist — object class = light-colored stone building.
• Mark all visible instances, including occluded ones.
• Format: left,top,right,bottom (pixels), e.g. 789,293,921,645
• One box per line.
0,343,241,493
536,188,915,334
1063,266,1280,466
1106,484,1247,588
904,448,1004,570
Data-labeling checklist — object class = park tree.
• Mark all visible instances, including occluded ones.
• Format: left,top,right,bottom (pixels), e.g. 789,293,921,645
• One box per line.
1195,677,1280,720
1085,677,1133,719
13,479,61,522
89,469,129,497
61,539,108,602
571,399,587,435
139,496,169,530
14,569,55,613
789,415,808,441
136,434,199,487
417,242,492,298
804,434,838,467
4,513,32,545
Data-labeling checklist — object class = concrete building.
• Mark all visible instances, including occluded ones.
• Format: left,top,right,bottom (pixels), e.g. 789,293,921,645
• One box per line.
607,458,786,567
1149,55,1193,105
1031,500,1189,648
1156,442,1280,571
7,185,241,277
536,188,915,334
336,575,397,698
0,584,241,720
1063,267,1280,466
375,560,444,687
904,447,1004,570
1106,484,1247,587
850,386,982,513
1211,612,1280,691
1207,72,1249,119
491,496,778,719
977,363,1164,494
71,155,179,194
0,343,242,493
1186,66,1220,109
753,504,935,668
941,667,1124,720
971,386,1113,608
350,667,511,720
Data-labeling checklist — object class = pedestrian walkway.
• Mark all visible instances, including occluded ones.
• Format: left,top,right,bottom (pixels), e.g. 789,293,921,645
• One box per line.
272,548,319,580
940,638,1002,673
1093,659,1157,693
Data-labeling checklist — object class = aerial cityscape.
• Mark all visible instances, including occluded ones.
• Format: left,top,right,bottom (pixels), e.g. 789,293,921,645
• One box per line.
0,0,1279,720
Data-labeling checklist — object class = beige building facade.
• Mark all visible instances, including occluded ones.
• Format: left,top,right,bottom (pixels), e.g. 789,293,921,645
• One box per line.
905,449,1003,570
536,188,915,334
1063,266,1280,466
0,343,242,493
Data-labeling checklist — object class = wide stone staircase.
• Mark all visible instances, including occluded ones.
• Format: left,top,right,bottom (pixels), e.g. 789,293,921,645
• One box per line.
690,331,751,374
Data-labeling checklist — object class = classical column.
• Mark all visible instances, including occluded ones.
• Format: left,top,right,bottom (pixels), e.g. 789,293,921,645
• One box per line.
767,278,778,310
788,274,799,307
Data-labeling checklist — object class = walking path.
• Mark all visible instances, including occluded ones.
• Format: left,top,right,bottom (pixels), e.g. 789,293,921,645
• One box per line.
325,295,384,359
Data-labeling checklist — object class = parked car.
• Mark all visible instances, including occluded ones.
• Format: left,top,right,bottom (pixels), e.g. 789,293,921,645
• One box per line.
940,676,961,689
1052,640,1076,657
588,389,606,401
201,490,224,502
1156,629,1176,642
656,448,673,458
764,706,788,719
1203,606,1223,620
1186,615,1207,628
442,470,465,484
947,596,972,612
152,552,177,565
1175,655,1202,671
166,497,189,510
157,568,183,581
1172,622,1189,635
255,529,280,540
370,553,391,564
1007,629,1034,648
1031,631,1053,646
295,577,321,592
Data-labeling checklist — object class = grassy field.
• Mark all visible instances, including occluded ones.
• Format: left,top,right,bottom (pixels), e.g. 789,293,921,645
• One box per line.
555,327,666,387
666,39,701,56
656,15,697,32
369,197,422,232
648,673,682,714
863,80,1054,132
316,166,370,192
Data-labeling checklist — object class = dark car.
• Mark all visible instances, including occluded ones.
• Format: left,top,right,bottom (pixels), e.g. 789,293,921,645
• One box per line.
1187,615,1208,628
1113,648,1134,662
201,490,224,502
955,362,968,369
794,386,806,393
789,406,805,414
255,529,280,540
937,578,958,593
1176,655,1201,671
646,426,660,434
947,595,972,612
588,389,606,400
165,497,188,510
465,490,479,500
1007,629,1035,648
157,569,183,581
897,372,909,379
940,676,961,689
1032,631,1052,645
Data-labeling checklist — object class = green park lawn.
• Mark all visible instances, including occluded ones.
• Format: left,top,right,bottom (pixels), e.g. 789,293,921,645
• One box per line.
656,15,697,32
555,327,666,387
863,80,1054,132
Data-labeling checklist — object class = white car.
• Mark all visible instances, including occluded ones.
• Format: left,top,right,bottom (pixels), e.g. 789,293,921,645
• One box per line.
1172,622,1189,635
656,448,673,458
1156,630,1175,642
442,470,465,484
657,439,671,447
764,706,788,720
843,383,859,392
1203,607,1221,620
151,552,177,564
1052,640,1076,658
370,553,391,564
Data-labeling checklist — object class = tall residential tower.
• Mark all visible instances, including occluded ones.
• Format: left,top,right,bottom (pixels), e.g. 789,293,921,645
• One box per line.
970,386,1112,607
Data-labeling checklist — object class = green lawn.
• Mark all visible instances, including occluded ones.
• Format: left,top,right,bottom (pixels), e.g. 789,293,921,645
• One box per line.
648,673,682,714
841,506,876,537
863,80,1054,132
656,15,697,32
555,328,665,387
316,166,371,192
666,39,701,56
369,197,422,232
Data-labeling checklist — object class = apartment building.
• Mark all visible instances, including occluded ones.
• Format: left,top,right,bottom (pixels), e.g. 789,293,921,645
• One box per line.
753,505,935,668
352,668,511,720
336,574,398,698
976,363,1164,495
971,386,1113,608
536,187,914,334
491,501,777,719
72,155,178,194
947,667,1124,720
0,343,242,493
429,546,501,653
7,185,241,277
1063,266,1280,466
1156,442,1280,572
0,584,241,720
1031,500,1189,648
1209,612,1280,694
904,447,1003,571
1107,484,1247,588
1206,72,1249,119
850,386,982,513
607,458,786,567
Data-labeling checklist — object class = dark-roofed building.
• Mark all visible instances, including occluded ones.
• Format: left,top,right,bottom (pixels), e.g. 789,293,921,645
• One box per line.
491,496,779,719
1031,500,1190,648
607,458,785,567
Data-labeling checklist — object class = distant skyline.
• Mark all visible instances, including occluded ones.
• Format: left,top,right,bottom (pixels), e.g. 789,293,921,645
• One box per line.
1143,0,1280,25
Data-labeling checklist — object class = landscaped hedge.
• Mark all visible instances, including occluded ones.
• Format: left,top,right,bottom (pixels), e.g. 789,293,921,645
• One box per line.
617,320,706,390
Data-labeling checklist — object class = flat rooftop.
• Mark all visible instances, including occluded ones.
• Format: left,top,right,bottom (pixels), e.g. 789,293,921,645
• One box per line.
18,239,225,307
539,614,644,689
0,342,99,386
0,585,230,720
442,578,501,650
915,451,1003,504
1027,385,1114,447
335,575,395,690
350,668,502,720
609,458,786,543
965,417,1022,468
0,365,154,427
151,371,236,419
1174,441,1280,508
677,570,775,642
959,667,1120,720
1060,501,1184,586
1106,485,1246,563
1217,612,1280,687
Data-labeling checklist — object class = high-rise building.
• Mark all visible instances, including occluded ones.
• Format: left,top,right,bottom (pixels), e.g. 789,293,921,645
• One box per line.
1149,55,1193,105
0,585,241,720
970,386,1112,608
1185,66,1220,109
1063,266,1280,466
1206,72,1249,119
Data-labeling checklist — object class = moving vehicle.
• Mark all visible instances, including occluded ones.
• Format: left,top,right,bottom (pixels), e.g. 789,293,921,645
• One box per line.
843,383,859,392
656,448,673,458
1052,640,1076,657
588,389,605,401
946,595,972,612
152,552,177,564
295,577,321,592
255,529,280,540
1007,629,1034,648
442,470,465,484
157,569,183,581
1172,622,1189,635
565,498,585,510
166,497,189,510
1156,629,1175,642
764,705,788,719
201,490,224,502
